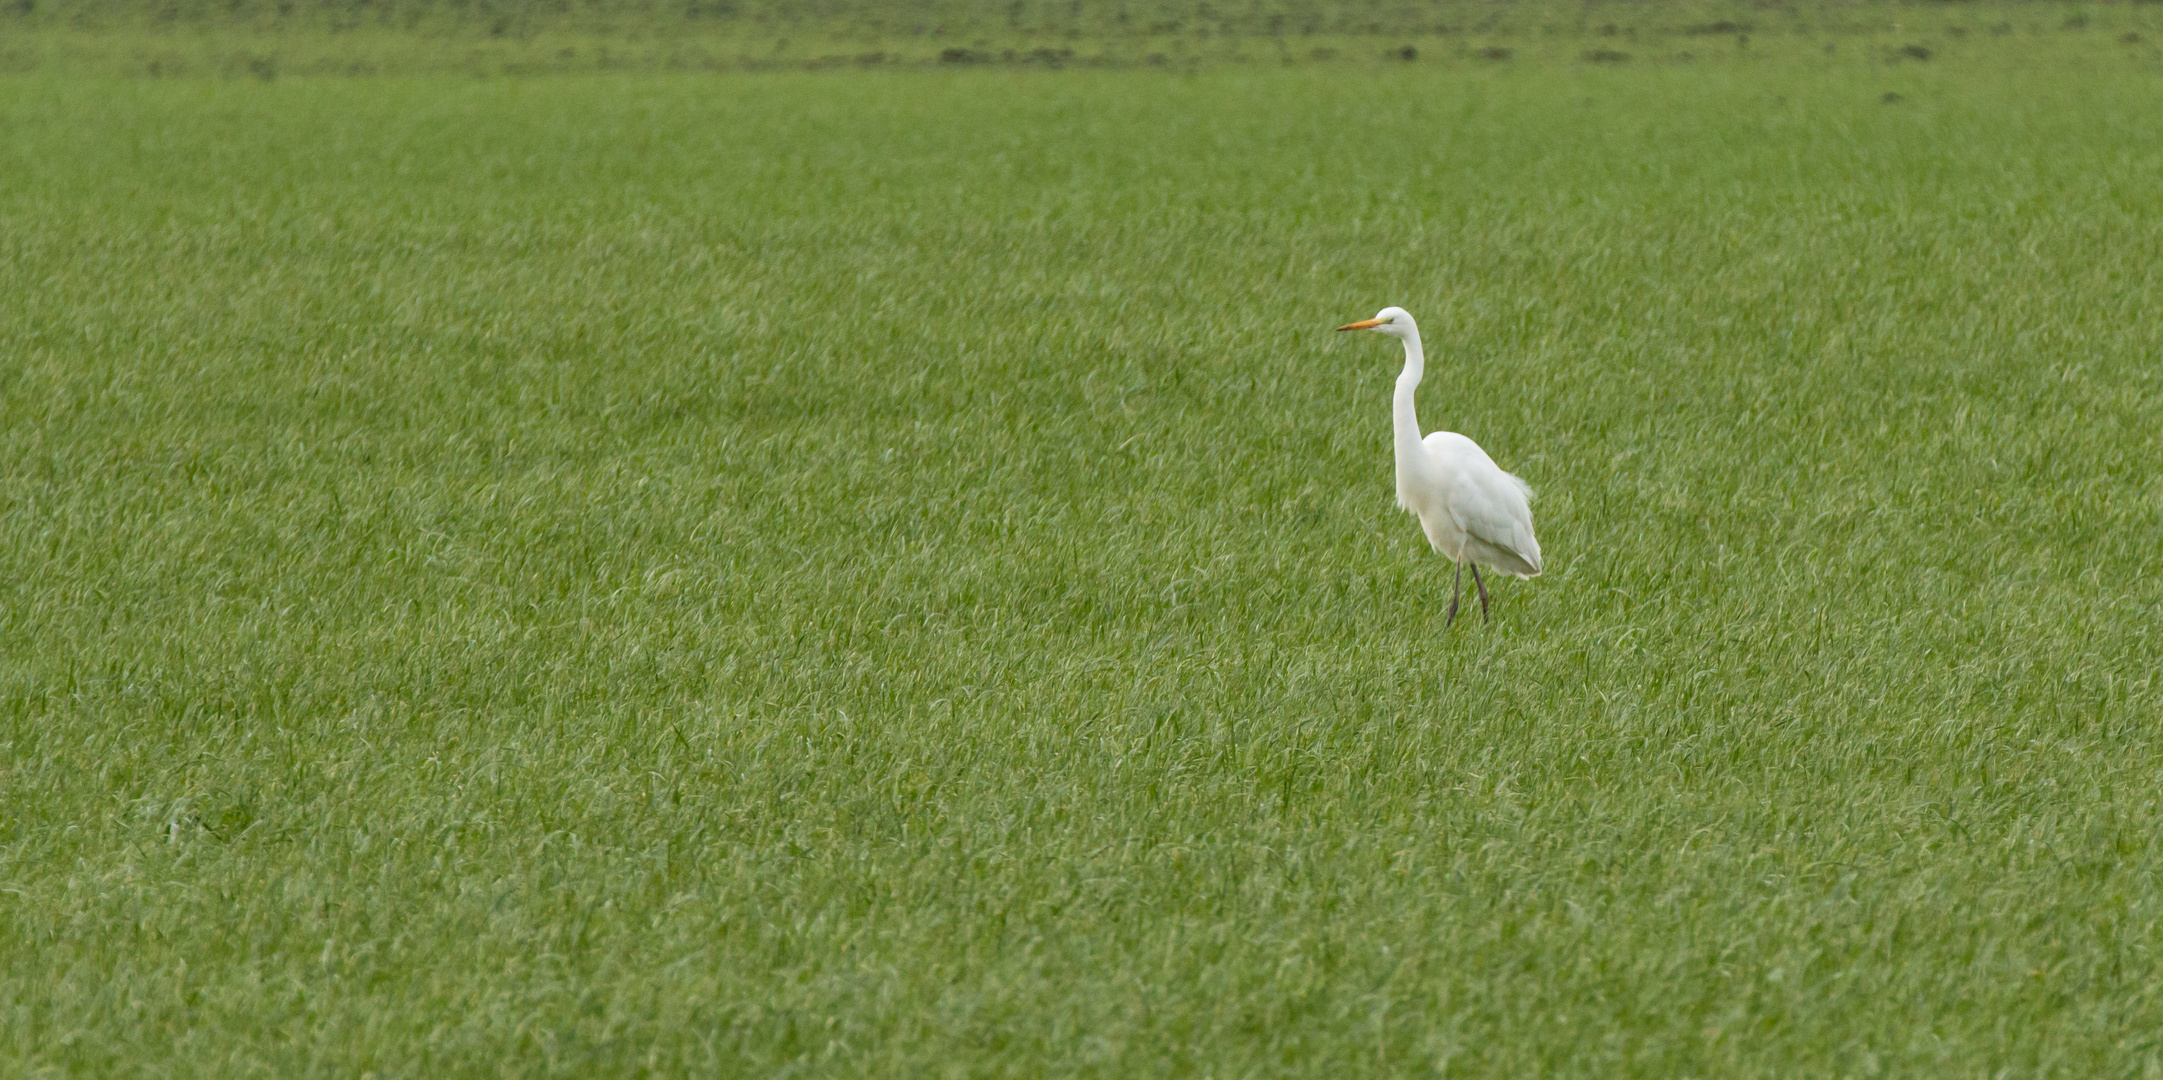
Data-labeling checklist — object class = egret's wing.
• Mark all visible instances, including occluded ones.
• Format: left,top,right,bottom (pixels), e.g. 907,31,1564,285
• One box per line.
1426,432,1543,577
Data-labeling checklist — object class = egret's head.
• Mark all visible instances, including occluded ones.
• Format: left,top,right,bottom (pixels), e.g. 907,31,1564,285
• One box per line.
1336,306,1417,340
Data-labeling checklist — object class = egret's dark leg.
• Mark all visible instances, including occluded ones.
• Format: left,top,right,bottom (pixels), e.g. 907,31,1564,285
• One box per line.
1471,565,1491,623
1445,564,1462,628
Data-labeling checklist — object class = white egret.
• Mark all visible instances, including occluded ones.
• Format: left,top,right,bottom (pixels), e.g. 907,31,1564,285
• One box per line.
1338,306,1542,625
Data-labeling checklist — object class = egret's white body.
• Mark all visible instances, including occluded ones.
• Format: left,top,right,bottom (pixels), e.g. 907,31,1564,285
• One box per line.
1338,306,1541,623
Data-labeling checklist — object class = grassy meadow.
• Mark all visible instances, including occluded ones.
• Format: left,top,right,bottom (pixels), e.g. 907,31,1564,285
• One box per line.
5,6,2163,1076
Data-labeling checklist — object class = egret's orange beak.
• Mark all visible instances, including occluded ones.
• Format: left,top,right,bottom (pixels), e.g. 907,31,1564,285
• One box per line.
1337,318,1387,332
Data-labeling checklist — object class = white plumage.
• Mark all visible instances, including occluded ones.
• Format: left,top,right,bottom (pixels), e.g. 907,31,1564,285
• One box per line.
1338,305,1542,625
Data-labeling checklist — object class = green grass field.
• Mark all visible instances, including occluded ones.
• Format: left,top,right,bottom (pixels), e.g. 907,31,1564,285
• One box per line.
5,9,2163,1076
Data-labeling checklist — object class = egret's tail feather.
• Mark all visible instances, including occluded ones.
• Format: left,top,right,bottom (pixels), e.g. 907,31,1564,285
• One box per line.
1466,536,1541,579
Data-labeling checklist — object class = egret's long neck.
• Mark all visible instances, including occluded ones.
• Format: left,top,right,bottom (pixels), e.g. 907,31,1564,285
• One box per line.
1393,331,1429,482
